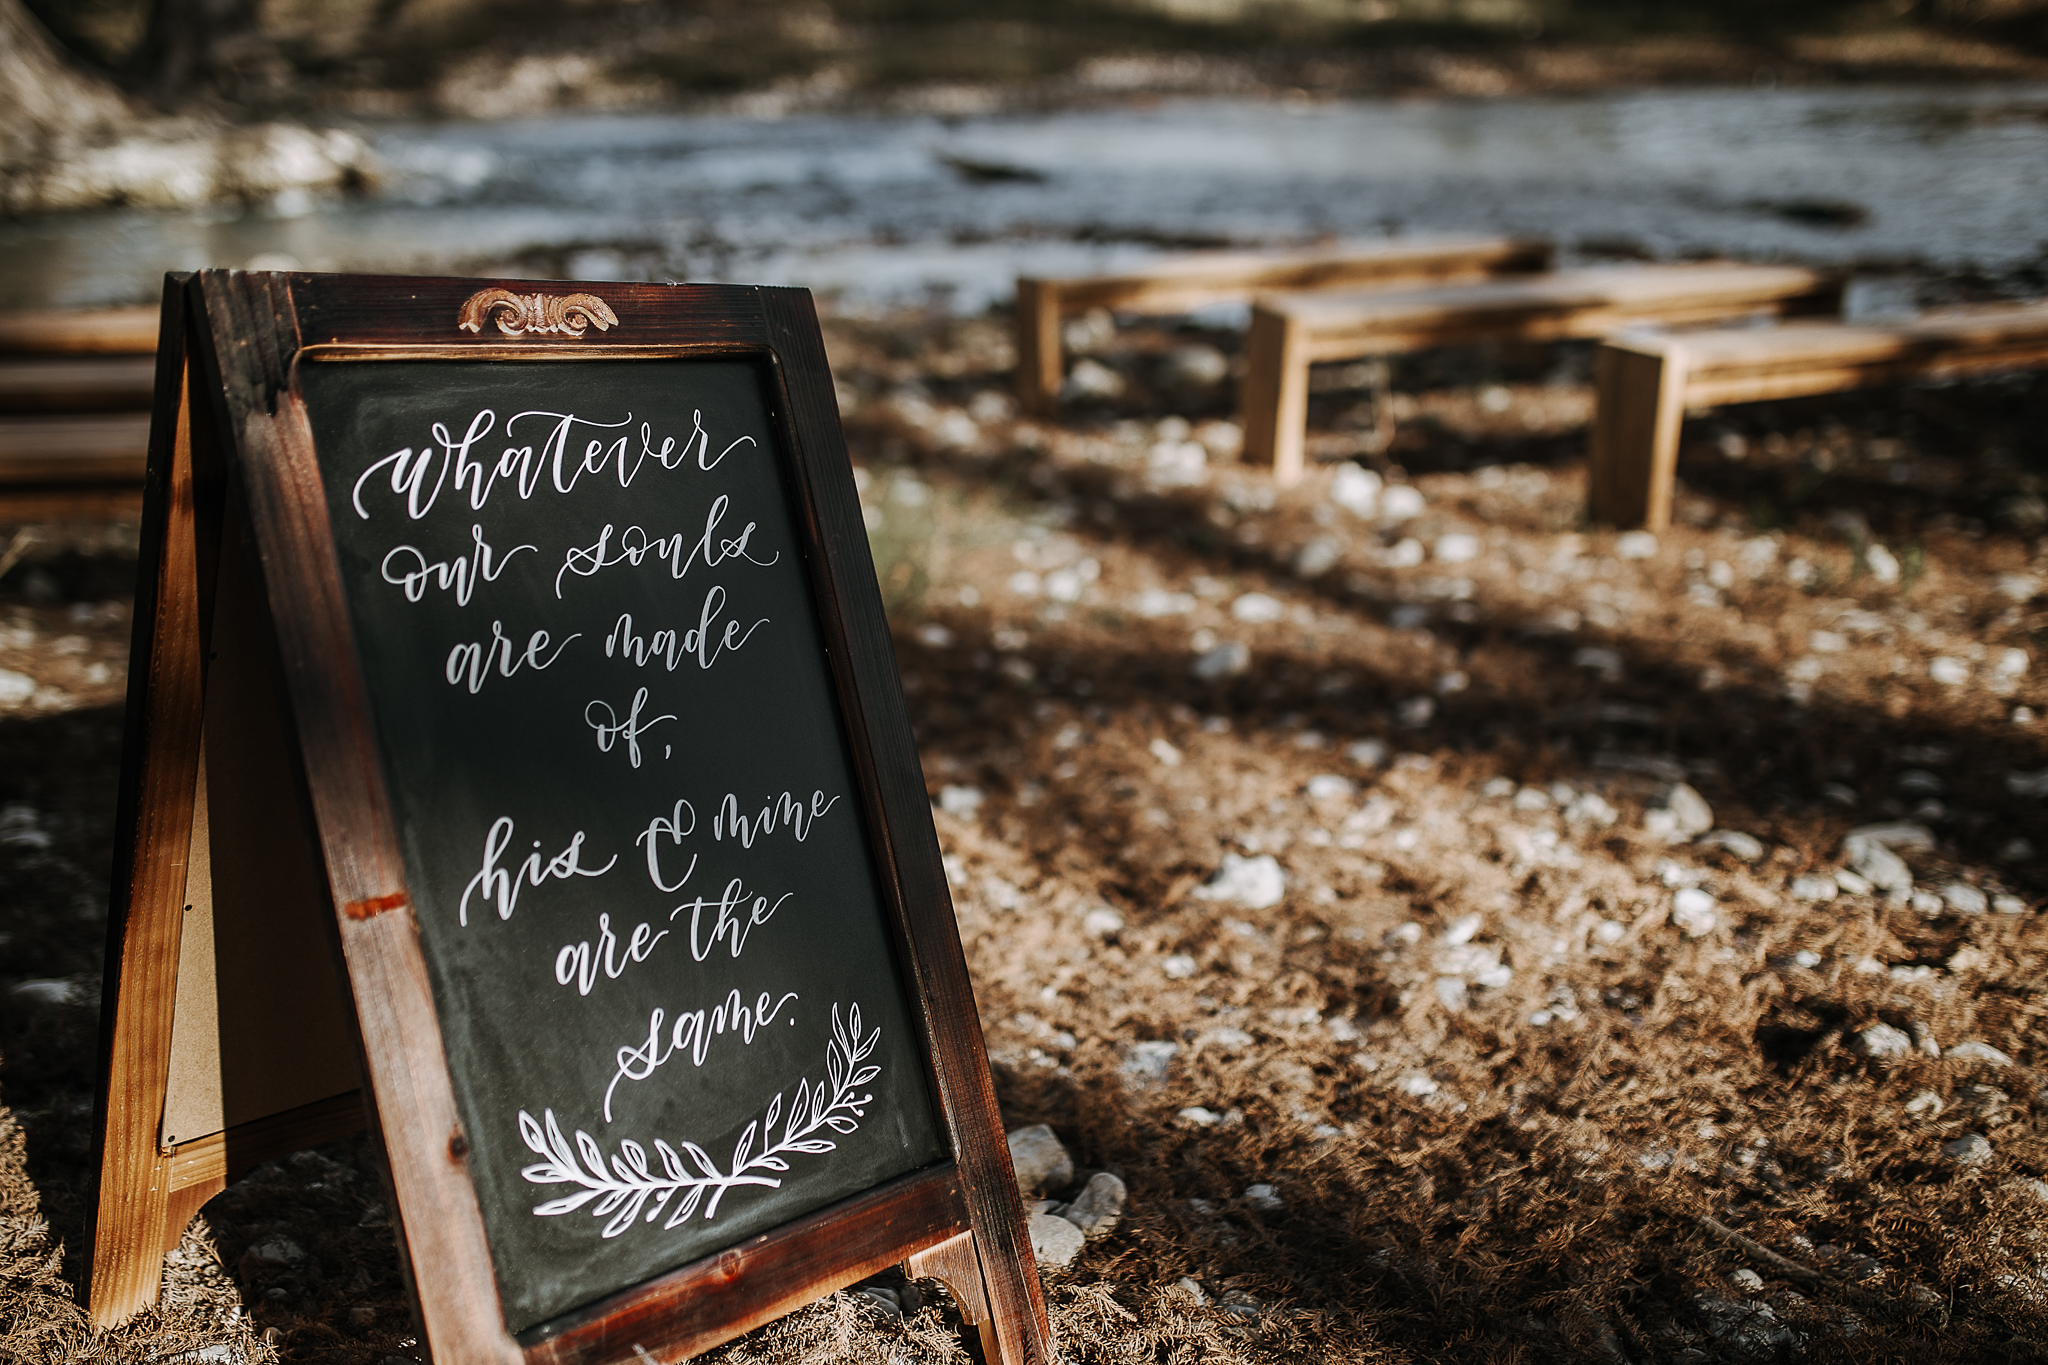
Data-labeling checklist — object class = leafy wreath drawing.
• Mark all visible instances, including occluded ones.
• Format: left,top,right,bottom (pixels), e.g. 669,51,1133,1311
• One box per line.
516,1003,881,1238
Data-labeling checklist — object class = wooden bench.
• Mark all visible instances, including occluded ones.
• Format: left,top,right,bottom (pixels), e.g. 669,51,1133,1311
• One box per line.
1013,235,1551,414
0,307,158,522
1586,301,2048,529
1241,263,1845,485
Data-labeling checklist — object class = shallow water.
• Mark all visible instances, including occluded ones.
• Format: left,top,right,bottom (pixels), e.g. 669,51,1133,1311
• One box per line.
6,84,2047,313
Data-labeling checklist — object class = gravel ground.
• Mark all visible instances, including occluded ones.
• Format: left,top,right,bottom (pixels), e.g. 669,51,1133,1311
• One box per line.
2,302,2047,1362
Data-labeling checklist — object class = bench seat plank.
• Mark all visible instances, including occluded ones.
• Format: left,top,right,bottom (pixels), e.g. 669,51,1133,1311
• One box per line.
1241,262,1843,482
1014,234,1550,412
0,414,153,483
1586,300,2048,529
0,307,159,356
0,357,158,413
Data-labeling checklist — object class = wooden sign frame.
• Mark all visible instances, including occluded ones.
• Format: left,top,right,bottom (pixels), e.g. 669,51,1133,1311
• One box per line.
87,271,1051,1364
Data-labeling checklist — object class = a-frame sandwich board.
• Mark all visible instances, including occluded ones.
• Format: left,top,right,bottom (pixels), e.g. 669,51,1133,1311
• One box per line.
87,270,1054,1365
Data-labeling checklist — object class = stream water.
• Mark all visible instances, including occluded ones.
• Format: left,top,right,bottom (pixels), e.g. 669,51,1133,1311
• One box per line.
5,82,2047,315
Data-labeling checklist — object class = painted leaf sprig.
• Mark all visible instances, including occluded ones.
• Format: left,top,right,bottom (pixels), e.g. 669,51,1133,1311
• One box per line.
517,1003,881,1238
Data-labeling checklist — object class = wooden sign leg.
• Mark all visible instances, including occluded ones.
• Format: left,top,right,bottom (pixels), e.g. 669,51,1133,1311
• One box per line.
88,338,212,1327
903,1231,1000,1364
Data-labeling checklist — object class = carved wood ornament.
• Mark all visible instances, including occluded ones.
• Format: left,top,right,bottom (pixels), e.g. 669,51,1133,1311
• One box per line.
457,288,620,338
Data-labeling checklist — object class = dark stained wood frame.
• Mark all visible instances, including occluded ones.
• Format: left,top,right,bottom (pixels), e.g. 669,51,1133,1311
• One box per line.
86,271,1051,1365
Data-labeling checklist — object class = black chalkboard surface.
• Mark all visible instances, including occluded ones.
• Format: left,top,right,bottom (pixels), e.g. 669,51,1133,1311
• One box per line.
297,358,947,1331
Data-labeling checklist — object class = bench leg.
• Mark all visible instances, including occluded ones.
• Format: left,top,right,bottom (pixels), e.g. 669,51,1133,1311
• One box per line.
1013,279,1062,416
1240,306,1309,486
1586,341,1688,531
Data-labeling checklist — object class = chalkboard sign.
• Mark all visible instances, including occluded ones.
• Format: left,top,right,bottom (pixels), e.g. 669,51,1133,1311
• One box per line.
302,355,948,1330
86,273,1051,1365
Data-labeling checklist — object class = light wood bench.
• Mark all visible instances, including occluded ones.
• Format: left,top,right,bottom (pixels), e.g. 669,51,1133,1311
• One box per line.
1013,235,1551,414
1241,263,1845,485
1586,301,2048,529
0,307,158,522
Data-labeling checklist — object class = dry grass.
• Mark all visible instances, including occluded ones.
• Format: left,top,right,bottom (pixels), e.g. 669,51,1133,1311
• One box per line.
3,302,2048,1362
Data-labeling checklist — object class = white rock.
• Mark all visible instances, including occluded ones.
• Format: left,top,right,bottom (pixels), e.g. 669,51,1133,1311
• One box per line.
1790,873,1838,902
1191,641,1251,681
2006,1178,2048,1205
1942,1133,1994,1166
1242,1183,1284,1211
1396,1073,1439,1097
1162,954,1197,979
1671,887,1718,938
1062,1172,1127,1240
1131,587,1196,617
1564,792,1619,826
1645,783,1714,842
1348,738,1389,767
1844,836,1912,894
1835,868,1875,895
1849,1023,1913,1059
1433,976,1469,1011
1441,912,1483,946
1929,657,1971,686
1147,440,1209,487
937,785,984,818
1572,645,1624,681
1730,1268,1765,1292
1947,1041,2013,1067
1083,908,1124,937
1396,696,1435,727
1007,1125,1074,1193
1330,464,1382,517
1062,358,1125,401
0,670,33,706
1169,1276,1208,1305
1121,1040,1178,1089
1192,853,1286,910
1615,530,1659,560
1230,592,1285,623
1027,1210,1085,1268
1177,1106,1222,1127
1434,533,1481,564
1995,894,2027,914
1697,829,1765,862
1305,774,1355,801
1379,485,1425,520
1149,737,1183,766
1943,883,1989,915
1865,543,1901,584
1294,536,1345,579
1849,821,1936,852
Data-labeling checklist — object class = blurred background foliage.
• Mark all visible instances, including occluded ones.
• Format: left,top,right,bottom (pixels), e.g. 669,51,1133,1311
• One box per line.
21,0,2048,116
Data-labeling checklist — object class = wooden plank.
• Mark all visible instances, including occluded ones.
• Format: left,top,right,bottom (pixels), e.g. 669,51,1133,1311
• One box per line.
1015,236,1550,413
190,269,527,1364
1014,278,1063,414
1240,305,1310,485
1586,340,1688,531
0,357,157,412
1271,263,1837,355
0,414,151,482
165,1090,368,1192
1044,235,1550,313
904,1231,998,1364
0,307,160,355
0,485,144,522
760,286,1052,1364
522,1164,969,1364
86,284,209,1329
